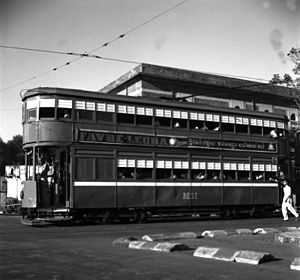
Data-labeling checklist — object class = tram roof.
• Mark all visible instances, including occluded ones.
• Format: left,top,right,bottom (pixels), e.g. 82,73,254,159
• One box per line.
23,86,288,121
99,63,296,105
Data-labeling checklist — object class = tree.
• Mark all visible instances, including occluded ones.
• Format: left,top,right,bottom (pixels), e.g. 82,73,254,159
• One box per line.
0,135,24,176
269,47,300,109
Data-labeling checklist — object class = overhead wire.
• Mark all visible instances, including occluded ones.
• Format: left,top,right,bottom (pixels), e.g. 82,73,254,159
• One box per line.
0,0,189,93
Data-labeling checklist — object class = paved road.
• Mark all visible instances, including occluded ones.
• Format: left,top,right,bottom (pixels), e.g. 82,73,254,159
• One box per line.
0,215,300,280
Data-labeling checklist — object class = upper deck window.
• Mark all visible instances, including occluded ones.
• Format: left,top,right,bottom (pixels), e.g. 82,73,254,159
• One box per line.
136,107,153,126
39,99,55,119
96,103,115,123
75,101,95,121
26,99,38,121
117,105,135,124
57,99,72,120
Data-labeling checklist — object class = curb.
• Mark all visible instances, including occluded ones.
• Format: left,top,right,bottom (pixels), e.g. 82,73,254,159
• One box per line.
193,246,238,262
290,258,300,271
201,230,228,238
275,231,300,245
128,240,190,252
112,237,137,248
142,232,198,241
253,228,279,235
193,246,275,265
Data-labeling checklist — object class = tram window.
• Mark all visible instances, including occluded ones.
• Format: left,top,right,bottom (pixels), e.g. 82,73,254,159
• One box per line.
75,109,94,121
155,117,171,128
192,170,206,180
117,167,134,179
27,109,37,121
278,129,285,138
173,169,188,179
172,119,187,128
76,157,94,179
223,170,236,181
236,124,248,134
207,171,220,180
136,168,153,179
117,113,134,124
39,107,55,119
265,171,277,182
250,126,262,135
252,171,264,181
237,171,250,181
221,123,234,132
96,158,113,179
263,127,273,136
96,111,114,123
136,115,152,126
156,169,172,179
58,108,72,119
190,120,205,130
206,121,220,131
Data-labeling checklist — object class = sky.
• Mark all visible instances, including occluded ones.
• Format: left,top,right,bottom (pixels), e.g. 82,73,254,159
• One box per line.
0,0,300,142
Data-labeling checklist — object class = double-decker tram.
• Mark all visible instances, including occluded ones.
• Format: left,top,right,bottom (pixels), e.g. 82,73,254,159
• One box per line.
21,87,289,223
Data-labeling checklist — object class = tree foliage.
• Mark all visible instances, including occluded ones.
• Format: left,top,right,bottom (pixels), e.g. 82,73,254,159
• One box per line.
0,135,24,176
269,47,300,109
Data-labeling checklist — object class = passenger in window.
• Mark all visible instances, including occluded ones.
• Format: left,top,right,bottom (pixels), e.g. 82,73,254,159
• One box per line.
211,172,219,180
63,110,71,119
196,172,206,180
118,171,125,179
171,174,177,180
202,125,208,131
174,122,180,128
255,173,264,180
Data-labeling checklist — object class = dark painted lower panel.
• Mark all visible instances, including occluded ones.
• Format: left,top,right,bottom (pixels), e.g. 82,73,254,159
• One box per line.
223,187,251,205
252,187,279,205
191,187,223,206
74,186,115,208
117,186,155,207
155,186,190,207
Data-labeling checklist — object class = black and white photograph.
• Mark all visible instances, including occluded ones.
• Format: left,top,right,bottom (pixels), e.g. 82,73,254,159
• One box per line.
1,0,300,279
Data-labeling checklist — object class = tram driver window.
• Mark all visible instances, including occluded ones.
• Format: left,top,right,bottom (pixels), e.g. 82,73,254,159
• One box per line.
27,109,37,121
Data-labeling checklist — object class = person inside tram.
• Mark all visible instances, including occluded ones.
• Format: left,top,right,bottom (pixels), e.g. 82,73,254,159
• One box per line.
63,110,71,119
174,121,180,128
39,157,50,183
195,172,206,180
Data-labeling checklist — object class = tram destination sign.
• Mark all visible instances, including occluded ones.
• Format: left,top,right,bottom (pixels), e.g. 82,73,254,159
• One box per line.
77,129,277,152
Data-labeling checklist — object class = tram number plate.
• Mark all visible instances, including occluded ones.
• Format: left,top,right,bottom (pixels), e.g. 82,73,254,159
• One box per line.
183,192,198,200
